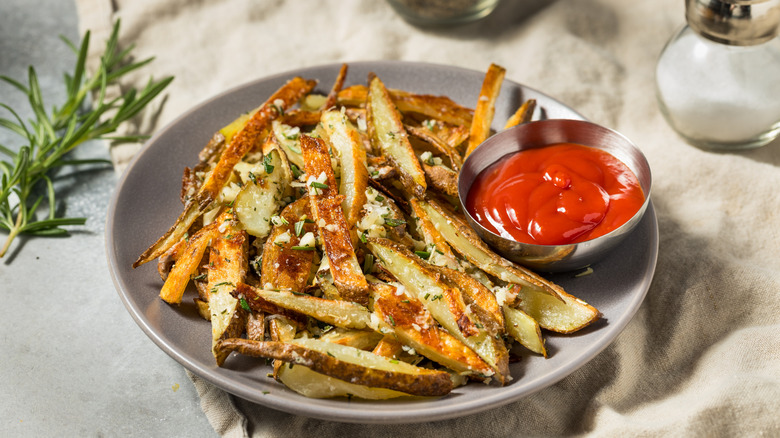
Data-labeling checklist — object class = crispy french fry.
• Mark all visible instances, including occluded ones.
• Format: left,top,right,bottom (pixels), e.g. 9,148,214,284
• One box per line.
422,163,459,197
371,282,495,378
239,285,373,330
234,148,290,238
464,63,505,158
321,110,369,226
504,98,536,129
338,85,474,127
367,238,508,383
260,198,316,292
301,134,369,306
503,305,546,357
207,212,248,366
216,338,454,397
406,124,463,171
158,223,217,304
367,74,427,197
513,285,600,334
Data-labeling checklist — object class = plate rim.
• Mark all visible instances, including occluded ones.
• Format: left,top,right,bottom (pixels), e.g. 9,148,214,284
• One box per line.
105,60,657,424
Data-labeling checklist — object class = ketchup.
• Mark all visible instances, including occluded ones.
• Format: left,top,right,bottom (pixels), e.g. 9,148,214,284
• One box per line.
465,143,644,245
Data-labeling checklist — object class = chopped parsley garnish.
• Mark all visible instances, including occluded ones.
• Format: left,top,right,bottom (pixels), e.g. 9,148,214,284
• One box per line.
383,218,406,227
263,154,275,174
239,297,251,312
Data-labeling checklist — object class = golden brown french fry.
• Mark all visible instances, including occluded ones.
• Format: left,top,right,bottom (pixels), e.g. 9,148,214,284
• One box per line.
300,135,369,305
240,286,373,330
367,238,508,383
216,338,454,397
134,77,316,268
371,282,495,378
464,63,506,158
321,110,369,226
513,285,600,334
503,305,547,357
207,212,249,366
406,124,463,171
367,74,427,197
158,223,217,304
233,148,291,238
321,63,349,111
337,85,474,127
422,163,459,197
260,198,316,292
319,328,383,350
504,98,537,129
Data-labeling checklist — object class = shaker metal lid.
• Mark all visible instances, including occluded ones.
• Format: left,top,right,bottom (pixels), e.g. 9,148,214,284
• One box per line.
686,0,780,45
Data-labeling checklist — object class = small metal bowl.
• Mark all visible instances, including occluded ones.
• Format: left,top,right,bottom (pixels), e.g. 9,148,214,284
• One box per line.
458,119,652,272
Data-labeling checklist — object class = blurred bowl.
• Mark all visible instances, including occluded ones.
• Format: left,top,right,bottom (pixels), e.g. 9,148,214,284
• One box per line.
458,119,652,272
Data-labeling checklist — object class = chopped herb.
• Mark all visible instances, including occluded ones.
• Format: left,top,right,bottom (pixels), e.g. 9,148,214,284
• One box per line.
263,154,275,174
390,359,399,364
239,297,251,312
310,181,329,189
248,171,257,184
326,351,335,358
387,314,396,326
191,273,207,281
414,250,430,259
431,294,443,301
375,194,385,202
294,220,305,237
290,164,303,178
359,231,368,244
401,299,410,303
383,218,406,227
291,245,315,251
424,293,431,300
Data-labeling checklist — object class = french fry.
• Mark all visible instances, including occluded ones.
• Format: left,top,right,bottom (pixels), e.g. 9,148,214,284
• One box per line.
367,238,508,383
238,285,373,330
464,63,505,158
260,198,316,292
371,282,495,378
301,134,369,306
337,85,474,127
513,285,600,334
216,338,454,397
503,305,547,357
206,212,248,366
233,148,291,238
321,110,369,226
158,223,217,304
367,74,427,197
504,98,536,129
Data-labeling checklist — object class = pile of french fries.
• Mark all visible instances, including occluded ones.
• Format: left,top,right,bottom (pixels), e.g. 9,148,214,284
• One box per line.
134,63,600,399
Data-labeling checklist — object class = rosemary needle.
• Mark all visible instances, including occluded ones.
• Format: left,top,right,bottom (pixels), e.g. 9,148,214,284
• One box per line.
0,19,173,258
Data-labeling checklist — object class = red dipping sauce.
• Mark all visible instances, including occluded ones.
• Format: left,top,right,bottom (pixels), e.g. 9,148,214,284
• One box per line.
465,143,645,245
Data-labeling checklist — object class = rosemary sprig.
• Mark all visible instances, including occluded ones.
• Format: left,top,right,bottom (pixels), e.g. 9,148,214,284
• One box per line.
0,19,173,258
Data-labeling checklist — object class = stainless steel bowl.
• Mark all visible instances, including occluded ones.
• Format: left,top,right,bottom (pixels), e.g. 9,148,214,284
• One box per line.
458,119,652,272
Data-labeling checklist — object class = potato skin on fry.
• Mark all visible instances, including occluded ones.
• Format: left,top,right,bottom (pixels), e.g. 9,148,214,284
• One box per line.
216,338,453,397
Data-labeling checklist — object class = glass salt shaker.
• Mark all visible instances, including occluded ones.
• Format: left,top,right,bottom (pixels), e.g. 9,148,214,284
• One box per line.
656,0,780,150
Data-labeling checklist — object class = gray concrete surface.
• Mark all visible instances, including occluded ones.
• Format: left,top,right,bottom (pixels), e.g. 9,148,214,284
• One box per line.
0,1,215,436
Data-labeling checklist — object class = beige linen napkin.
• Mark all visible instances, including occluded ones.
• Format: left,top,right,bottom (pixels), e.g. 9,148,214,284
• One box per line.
78,0,780,436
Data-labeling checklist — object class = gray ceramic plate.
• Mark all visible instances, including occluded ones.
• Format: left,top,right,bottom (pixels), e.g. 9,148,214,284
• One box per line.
106,61,658,424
